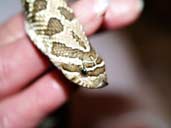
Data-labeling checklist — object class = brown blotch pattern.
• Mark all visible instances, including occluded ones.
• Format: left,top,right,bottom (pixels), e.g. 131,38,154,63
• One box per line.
84,63,95,68
33,0,47,13
23,1,30,15
51,42,84,58
87,66,105,76
96,57,103,64
44,18,64,36
83,49,97,61
71,31,86,49
27,15,37,23
51,42,97,61
58,7,74,21
51,42,105,76
61,63,81,72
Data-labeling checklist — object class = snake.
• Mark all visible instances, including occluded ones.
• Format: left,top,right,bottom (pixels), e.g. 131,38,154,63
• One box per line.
21,0,108,88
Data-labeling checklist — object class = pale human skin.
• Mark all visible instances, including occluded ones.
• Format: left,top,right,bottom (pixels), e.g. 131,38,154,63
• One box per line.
0,0,143,127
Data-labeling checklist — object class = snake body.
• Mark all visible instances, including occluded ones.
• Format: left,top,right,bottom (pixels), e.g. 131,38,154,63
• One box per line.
21,0,108,88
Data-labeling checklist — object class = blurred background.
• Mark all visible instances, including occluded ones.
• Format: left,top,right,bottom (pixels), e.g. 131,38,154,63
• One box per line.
0,0,171,128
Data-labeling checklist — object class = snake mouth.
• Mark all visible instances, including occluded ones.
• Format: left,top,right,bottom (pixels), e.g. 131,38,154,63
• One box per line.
100,80,108,88
62,69,108,89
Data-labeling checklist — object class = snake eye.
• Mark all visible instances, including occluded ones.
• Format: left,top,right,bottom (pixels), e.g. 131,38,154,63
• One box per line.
80,68,88,76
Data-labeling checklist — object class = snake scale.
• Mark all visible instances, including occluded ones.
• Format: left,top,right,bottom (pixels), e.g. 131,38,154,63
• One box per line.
21,0,108,88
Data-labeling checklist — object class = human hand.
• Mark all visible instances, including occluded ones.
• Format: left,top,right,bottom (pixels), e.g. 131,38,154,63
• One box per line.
0,0,143,127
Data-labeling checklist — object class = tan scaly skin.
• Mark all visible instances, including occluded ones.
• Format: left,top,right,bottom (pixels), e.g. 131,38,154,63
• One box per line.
21,0,108,88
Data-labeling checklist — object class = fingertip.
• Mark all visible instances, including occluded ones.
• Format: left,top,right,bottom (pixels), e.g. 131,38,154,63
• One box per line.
0,13,25,45
71,0,104,35
104,0,144,29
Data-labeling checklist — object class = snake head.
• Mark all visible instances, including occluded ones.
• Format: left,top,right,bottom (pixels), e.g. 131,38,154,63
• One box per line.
59,56,108,89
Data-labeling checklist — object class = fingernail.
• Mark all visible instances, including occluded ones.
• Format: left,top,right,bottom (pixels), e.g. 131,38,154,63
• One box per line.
94,0,110,16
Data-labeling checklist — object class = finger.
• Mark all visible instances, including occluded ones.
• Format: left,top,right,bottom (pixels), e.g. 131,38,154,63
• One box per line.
0,37,50,99
0,0,104,46
0,14,25,46
0,0,104,98
103,0,144,29
71,0,104,35
0,0,143,98
0,70,75,128
0,0,144,45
